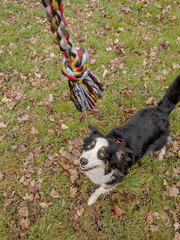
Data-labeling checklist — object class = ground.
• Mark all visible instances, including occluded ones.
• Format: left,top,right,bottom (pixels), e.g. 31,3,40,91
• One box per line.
0,0,180,239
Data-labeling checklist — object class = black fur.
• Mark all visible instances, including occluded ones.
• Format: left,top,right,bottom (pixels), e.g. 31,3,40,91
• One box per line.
86,75,180,188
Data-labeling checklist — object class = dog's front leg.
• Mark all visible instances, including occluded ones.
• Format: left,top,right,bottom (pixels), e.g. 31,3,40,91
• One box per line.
88,186,111,206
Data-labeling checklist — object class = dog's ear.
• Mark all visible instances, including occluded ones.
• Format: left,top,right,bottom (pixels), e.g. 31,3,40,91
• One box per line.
88,123,102,135
105,147,134,175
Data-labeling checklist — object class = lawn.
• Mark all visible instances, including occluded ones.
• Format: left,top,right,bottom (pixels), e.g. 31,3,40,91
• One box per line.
0,0,179,239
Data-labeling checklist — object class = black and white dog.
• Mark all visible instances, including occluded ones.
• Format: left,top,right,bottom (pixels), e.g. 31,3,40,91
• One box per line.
79,75,180,205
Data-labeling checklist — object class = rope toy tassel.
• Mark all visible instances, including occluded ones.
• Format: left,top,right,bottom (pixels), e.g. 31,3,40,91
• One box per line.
41,0,103,111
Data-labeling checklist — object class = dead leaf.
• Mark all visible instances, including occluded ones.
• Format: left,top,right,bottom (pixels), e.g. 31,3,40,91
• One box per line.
162,68,171,75
146,212,153,224
23,193,34,202
77,208,84,217
40,202,48,209
172,63,180,69
149,224,159,232
109,205,125,219
4,198,12,206
106,47,112,52
30,127,39,135
18,207,29,218
43,94,54,105
60,160,71,170
62,123,68,130
173,222,180,231
68,169,79,184
173,232,180,240
0,134,6,142
19,218,30,231
79,112,87,122
146,96,156,105
103,69,108,78
178,151,180,158
48,129,54,133
165,185,179,197
49,115,55,122
70,186,78,198
50,189,60,198
163,179,168,186
0,170,4,182
0,122,8,129
173,168,180,176
17,113,29,124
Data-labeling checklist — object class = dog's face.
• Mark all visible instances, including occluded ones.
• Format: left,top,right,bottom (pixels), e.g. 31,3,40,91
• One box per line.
79,124,133,175
80,136,109,172
79,124,109,172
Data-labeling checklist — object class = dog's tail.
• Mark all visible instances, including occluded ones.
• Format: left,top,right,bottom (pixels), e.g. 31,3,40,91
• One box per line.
157,74,180,115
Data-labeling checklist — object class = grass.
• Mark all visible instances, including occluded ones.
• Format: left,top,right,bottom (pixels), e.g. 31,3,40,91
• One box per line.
0,0,180,239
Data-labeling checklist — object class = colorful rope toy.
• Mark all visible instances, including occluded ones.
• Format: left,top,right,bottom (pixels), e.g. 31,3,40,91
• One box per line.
41,0,104,112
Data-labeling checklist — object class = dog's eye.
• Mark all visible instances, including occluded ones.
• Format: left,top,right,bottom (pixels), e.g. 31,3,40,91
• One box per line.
84,140,96,151
98,147,106,159
99,152,105,157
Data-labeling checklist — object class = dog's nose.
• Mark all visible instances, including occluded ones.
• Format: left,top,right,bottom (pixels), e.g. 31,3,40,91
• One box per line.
80,157,88,166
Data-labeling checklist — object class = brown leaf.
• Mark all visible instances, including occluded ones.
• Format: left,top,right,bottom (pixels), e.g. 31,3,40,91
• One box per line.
17,113,29,124
0,170,4,182
68,169,79,184
165,185,179,197
40,202,48,209
173,222,180,231
172,63,180,69
43,94,54,105
60,160,71,170
48,128,54,133
18,207,29,218
19,218,30,231
103,69,108,78
4,198,12,206
30,127,39,135
109,205,126,219
79,112,87,122
50,189,60,198
149,224,159,232
0,134,6,142
61,123,68,130
77,208,84,217
70,186,78,198
0,122,8,129
146,212,154,224
23,193,34,202
173,232,180,240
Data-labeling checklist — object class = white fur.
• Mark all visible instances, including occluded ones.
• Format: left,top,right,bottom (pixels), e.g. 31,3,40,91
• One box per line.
159,136,171,160
80,137,114,205
87,186,113,206
158,147,166,160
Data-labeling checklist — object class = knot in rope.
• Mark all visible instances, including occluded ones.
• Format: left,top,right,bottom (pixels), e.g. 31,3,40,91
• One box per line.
42,0,103,111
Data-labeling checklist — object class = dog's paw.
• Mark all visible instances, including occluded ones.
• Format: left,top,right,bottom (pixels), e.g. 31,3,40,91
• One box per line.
87,194,97,206
158,147,166,161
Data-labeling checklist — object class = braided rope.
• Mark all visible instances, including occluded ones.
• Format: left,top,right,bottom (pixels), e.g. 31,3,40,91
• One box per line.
41,0,103,111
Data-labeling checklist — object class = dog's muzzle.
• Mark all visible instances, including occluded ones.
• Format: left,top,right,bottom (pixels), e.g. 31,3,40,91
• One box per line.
79,157,98,172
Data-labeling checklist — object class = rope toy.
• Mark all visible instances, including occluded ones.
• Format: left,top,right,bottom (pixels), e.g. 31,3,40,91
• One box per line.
41,0,103,112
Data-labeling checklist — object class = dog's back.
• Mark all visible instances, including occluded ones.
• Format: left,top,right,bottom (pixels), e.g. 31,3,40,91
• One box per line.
107,75,180,161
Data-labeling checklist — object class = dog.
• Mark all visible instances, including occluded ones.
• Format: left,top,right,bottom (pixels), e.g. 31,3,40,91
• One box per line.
79,74,180,205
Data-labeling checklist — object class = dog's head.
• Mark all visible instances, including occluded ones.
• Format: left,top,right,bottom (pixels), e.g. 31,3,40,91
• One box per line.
79,124,133,175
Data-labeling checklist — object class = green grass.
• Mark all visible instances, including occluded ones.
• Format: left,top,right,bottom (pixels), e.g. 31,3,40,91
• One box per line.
0,0,179,239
